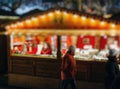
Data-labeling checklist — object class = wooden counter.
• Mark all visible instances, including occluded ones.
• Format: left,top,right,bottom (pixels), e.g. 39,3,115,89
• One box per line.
9,55,60,78
9,54,106,82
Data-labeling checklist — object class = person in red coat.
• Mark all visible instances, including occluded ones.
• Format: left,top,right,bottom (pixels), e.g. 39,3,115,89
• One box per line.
61,46,77,89
41,42,52,55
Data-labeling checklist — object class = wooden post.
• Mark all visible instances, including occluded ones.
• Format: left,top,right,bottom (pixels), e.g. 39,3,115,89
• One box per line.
57,35,61,60
95,35,101,49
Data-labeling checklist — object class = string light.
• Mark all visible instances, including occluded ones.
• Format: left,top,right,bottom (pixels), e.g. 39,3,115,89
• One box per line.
73,14,78,18
91,18,95,23
81,16,87,20
16,22,23,27
100,21,105,25
55,10,60,14
40,15,45,19
63,11,68,15
111,23,116,28
25,19,31,24
31,17,38,21
48,12,53,17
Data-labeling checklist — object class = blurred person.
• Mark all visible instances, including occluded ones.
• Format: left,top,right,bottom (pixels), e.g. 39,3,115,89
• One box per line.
41,42,52,55
12,45,23,54
31,41,38,54
111,71,120,89
61,46,77,89
105,49,119,89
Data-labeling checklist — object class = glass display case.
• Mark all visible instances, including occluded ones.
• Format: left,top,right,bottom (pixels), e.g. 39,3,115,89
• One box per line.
10,33,120,60
61,35,120,61
10,33,57,58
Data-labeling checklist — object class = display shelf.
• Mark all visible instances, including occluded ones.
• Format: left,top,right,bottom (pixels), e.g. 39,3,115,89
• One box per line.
11,54,57,59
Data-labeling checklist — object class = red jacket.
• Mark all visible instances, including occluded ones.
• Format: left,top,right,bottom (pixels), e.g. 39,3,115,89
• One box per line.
61,53,77,80
41,48,52,55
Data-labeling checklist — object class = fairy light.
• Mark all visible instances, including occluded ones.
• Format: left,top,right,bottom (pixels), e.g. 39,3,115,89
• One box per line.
55,10,61,14
81,16,87,20
25,19,31,24
91,18,95,23
31,17,38,21
48,12,53,17
16,22,24,27
111,23,116,28
63,11,68,15
40,15,45,19
100,21,105,25
73,14,78,18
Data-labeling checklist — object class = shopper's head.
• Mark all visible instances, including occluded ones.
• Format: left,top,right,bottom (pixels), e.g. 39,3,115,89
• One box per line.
67,45,75,56
108,49,119,61
43,42,51,49
109,49,118,57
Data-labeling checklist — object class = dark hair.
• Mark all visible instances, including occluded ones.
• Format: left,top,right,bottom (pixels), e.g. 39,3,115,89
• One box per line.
67,46,75,54
109,49,117,57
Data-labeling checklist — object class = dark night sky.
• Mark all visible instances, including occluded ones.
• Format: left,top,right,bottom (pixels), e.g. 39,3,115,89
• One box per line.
0,0,120,16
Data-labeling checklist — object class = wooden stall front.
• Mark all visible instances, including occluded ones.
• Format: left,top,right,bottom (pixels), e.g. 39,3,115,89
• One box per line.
5,8,120,88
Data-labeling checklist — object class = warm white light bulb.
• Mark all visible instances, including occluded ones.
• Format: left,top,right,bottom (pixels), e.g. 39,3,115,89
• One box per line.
48,12,53,17
55,10,60,14
91,19,95,23
100,21,105,25
81,16,86,20
111,23,116,28
73,14,78,18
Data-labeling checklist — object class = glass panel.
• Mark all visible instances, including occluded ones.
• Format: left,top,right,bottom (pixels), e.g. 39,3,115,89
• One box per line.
10,33,57,58
61,35,120,61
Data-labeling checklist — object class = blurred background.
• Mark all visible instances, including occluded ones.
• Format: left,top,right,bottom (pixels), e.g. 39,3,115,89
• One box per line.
0,0,120,17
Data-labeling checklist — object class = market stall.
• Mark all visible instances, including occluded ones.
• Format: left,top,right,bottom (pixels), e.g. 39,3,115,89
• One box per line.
5,8,120,88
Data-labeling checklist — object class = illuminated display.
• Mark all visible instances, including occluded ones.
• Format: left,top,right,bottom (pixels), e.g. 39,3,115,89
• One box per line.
60,35,120,61
6,9,120,61
11,33,57,57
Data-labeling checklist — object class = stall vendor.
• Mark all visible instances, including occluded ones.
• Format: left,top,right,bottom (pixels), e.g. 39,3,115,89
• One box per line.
41,42,52,55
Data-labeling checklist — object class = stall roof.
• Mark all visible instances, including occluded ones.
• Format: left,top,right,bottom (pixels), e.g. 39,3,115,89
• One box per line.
5,8,120,32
